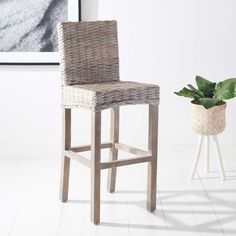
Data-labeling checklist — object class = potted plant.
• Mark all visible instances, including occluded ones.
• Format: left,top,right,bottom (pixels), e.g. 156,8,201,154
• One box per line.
175,76,236,135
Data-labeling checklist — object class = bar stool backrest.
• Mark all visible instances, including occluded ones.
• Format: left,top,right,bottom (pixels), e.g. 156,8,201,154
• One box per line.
57,20,120,86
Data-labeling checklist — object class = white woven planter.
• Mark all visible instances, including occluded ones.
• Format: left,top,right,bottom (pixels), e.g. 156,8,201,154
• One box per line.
190,102,226,135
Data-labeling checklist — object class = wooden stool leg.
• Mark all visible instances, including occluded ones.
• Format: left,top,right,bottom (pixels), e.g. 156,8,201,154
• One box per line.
147,104,158,212
107,107,119,193
59,108,71,202
91,111,101,224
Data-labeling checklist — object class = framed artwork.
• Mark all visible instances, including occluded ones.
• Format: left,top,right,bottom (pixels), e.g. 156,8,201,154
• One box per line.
0,0,81,65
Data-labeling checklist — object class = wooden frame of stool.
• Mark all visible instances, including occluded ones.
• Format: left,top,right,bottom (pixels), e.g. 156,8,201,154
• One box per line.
59,103,159,224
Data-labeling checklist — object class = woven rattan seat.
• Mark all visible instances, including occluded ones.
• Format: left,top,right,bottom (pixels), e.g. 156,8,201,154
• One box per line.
58,20,160,224
62,81,159,111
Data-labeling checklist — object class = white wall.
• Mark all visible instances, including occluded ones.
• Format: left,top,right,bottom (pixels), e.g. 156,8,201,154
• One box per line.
1,0,236,160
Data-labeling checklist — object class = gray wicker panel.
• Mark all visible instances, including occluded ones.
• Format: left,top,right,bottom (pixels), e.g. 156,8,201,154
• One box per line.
58,21,119,85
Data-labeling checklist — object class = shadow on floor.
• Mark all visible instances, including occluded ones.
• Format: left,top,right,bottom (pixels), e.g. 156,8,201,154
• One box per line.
67,188,236,234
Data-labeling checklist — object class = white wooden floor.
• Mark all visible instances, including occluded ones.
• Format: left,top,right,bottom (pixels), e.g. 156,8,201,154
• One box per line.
0,159,236,236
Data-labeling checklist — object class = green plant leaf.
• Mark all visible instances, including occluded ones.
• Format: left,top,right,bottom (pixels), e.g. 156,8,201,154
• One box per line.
195,75,216,97
213,78,236,100
187,84,205,97
199,98,219,109
174,87,201,99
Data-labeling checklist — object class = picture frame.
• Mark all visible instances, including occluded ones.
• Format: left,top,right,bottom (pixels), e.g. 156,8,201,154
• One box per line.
0,0,81,65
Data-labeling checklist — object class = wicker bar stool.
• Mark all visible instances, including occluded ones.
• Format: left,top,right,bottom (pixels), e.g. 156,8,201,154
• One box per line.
57,20,160,224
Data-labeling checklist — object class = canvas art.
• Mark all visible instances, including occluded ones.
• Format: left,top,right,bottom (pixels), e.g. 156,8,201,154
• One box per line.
0,0,79,64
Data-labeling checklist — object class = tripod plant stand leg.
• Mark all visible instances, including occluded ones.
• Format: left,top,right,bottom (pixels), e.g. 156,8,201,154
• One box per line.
190,135,204,179
205,135,210,173
212,135,225,181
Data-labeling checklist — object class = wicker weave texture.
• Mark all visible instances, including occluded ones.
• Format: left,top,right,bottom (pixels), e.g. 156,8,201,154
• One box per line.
58,21,119,85
58,20,160,111
190,103,226,135
62,81,159,111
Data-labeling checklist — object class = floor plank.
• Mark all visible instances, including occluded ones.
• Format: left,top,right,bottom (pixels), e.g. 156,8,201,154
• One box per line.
0,160,38,236
0,160,20,204
58,162,88,236
198,160,236,236
158,161,201,236
122,164,167,236
0,160,235,236
180,161,224,236
9,160,62,236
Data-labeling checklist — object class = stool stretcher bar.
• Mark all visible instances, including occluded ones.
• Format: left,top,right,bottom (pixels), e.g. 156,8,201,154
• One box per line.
64,150,91,167
66,142,152,169
100,155,153,169
71,142,112,153
115,143,151,156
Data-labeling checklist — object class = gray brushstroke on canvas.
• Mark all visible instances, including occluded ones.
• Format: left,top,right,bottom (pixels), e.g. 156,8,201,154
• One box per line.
0,0,67,52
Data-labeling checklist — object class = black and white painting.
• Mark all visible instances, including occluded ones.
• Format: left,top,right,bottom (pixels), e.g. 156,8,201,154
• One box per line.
0,0,79,64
